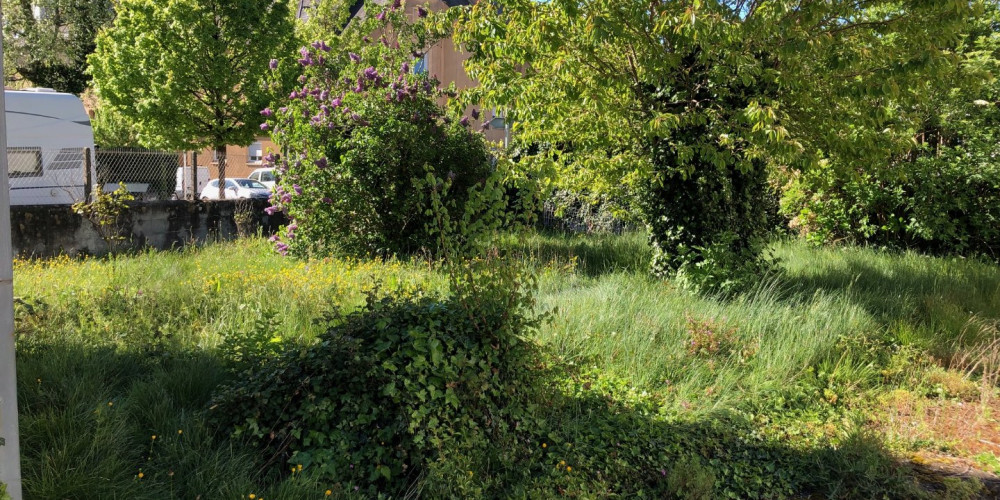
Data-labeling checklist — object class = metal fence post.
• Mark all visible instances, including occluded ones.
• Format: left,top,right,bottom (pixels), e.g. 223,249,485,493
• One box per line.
83,147,92,204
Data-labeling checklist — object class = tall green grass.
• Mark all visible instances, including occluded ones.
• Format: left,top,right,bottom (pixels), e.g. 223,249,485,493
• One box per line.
13,233,1000,497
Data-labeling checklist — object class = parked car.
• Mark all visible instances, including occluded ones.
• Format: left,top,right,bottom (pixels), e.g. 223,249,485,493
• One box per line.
200,178,270,200
248,167,277,189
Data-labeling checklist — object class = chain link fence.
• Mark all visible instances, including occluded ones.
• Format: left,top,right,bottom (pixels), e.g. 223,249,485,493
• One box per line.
6,148,272,204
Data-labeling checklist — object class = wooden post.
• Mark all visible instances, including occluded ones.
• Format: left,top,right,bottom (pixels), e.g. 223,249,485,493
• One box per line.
0,5,23,499
188,152,198,201
83,147,92,204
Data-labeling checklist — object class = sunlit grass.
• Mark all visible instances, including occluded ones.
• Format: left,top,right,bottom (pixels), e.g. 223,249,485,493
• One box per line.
13,233,1000,497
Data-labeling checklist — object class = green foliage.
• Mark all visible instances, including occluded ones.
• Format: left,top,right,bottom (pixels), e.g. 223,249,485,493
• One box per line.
640,144,779,292
73,183,135,254
265,1,492,257
782,12,1000,259
3,0,115,93
454,0,981,290
88,0,297,151
210,280,542,495
92,107,142,148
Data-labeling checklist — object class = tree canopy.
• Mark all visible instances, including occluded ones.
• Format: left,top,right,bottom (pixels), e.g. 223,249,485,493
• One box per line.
454,0,983,290
3,0,115,93
88,0,297,156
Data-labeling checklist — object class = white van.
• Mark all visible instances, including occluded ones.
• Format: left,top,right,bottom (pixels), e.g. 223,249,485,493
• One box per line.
5,88,97,205
175,165,210,200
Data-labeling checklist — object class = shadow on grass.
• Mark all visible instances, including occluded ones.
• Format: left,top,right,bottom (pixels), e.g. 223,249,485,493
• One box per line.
13,340,302,500
15,339,988,499
499,229,652,277
776,245,1000,356
481,380,982,500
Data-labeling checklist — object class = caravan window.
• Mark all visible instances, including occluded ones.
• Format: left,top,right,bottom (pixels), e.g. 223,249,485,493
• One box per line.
8,148,42,177
49,148,85,170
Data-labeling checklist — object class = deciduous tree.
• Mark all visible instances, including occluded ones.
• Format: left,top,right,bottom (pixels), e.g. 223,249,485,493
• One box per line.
88,0,297,196
3,0,115,93
455,0,981,291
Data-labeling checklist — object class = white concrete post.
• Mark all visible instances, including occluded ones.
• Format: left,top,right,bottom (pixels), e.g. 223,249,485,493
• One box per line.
0,3,23,498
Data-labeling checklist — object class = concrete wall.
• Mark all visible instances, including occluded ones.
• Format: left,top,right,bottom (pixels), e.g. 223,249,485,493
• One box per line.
11,200,287,258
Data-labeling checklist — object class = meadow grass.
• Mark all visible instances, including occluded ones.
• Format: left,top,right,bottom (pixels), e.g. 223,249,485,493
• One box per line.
12,233,1000,498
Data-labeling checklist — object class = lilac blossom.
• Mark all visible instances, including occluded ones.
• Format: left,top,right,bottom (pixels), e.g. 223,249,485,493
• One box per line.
459,116,469,127
260,108,273,117
269,59,278,70
349,52,361,63
363,67,379,80
322,197,333,204
417,6,428,17
471,108,480,120
376,10,386,20
265,205,279,215
293,184,303,195
260,123,270,131
315,157,328,169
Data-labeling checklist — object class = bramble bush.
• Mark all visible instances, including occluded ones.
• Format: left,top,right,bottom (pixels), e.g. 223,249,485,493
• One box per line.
263,0,492,258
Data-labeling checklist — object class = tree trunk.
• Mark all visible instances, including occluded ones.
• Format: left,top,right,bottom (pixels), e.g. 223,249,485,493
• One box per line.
216,144,227,200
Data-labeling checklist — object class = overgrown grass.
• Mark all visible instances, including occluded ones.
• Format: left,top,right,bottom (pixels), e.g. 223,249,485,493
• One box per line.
13,233,1000,498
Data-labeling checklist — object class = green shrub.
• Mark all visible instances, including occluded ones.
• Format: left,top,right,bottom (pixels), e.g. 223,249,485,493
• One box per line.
783,151,1000,259
210,267,542,495
640,141,779,293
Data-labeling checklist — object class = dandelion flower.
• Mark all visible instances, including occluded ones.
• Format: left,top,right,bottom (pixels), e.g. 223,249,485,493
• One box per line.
325,491,332,496
542,443,547,448
177,430,183,435
108,402,113,407
137,472,144,479
249,495,256,499
151,435,157,441
566,466,572,472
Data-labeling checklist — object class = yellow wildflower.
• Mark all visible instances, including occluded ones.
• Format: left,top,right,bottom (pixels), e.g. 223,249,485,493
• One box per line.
137,472,144,479
325,490,332,496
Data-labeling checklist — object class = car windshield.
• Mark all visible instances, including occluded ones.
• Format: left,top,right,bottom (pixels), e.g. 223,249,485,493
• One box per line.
235,179,267,189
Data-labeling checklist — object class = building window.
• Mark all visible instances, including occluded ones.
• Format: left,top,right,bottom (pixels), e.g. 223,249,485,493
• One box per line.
8,148,42,177
249,142,263,163
413,52,429,74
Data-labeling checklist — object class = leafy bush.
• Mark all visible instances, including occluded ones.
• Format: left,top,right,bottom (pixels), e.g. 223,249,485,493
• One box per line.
264,2,492,257
640,142,779,293
210,273,542,495
783,151,1000,259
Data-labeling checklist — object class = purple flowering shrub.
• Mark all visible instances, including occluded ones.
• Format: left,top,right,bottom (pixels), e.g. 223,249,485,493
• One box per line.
262,0,491,257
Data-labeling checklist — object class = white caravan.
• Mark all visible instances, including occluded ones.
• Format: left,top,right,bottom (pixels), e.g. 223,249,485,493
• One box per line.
5,88,96,205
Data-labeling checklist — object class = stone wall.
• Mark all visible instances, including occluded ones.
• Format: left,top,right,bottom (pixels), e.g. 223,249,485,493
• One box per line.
12,200,286,258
